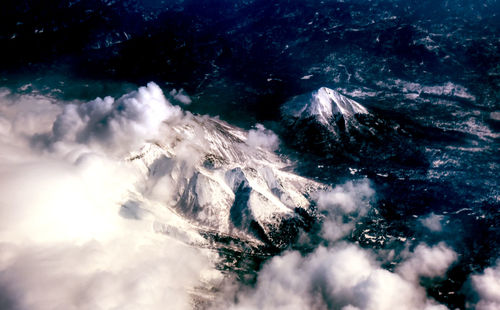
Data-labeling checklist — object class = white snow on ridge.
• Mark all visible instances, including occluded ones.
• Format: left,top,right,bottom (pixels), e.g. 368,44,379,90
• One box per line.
282,87,368,126
128,112,322,242
113,88,325,243
317,87,368,117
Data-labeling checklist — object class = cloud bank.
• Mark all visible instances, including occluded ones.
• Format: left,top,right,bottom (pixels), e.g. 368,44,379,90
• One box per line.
471,261,500,310
0,84,220,310
214,181,456,310
219,242,455,310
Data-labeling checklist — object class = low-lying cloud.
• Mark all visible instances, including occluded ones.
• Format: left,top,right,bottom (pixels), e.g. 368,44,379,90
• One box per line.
397,242,457,283
471,261,500,310
215,180,456,310
315,180,374,242
0,84,220,310
219,242,454,310
246,123,280,151
419,213,444,232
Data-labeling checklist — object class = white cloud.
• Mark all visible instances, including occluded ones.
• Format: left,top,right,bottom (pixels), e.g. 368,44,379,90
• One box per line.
0,235,215,310
214,179,453,310
419,213,444,232
0,83,221,310
170,88,192,105
0,89,61,138
397,242,458,283
51,82,182,154
246,123,280,151
471,261,500,310
0,157,219,309
219,243,450,310
315,180,374,242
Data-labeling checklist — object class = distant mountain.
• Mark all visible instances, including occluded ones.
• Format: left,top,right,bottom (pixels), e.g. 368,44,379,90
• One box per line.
281,87,427,168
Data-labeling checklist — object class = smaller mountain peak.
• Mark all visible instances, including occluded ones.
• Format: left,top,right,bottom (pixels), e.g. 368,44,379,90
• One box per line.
282,87,368,126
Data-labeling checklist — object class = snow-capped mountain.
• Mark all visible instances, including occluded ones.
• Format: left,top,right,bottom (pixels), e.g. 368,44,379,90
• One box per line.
280,87,427,169
282,87,368,127
127,102,324,248
281,87,371,143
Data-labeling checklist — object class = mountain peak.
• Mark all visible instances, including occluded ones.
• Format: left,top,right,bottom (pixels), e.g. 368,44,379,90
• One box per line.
282,87,368,126
127,113,323,248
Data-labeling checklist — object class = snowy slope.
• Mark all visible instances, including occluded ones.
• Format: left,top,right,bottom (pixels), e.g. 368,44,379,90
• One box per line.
282,87,368,126
127,102,324,247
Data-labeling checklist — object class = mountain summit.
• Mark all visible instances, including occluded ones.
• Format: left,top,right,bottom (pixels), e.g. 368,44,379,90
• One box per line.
281,87,425,168
282,87,368,127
